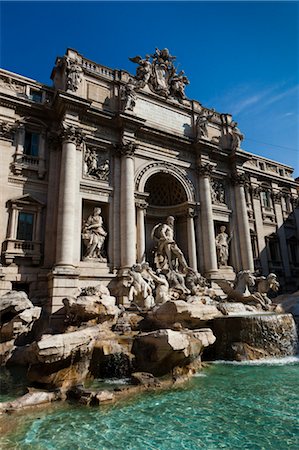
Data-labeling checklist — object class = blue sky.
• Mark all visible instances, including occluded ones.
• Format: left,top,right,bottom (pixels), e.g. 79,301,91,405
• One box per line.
1,1,298,174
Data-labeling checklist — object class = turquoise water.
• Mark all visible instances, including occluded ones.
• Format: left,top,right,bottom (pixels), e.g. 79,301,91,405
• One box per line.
1,358,299,449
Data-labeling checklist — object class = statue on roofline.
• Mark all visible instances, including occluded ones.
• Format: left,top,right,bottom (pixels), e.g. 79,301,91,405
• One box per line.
128,47,189,102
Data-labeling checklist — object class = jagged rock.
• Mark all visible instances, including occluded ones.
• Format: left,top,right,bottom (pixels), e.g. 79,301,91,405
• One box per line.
63,295,120,324
0,291,33,323
131,372,161,387
96,390,114,403
31,326,100,364
0,306,41,343
207,313,298,360
90,334,134,379
273,291,299,319
26,326,101,388
132,328,216,376
0,339,15,365
217,302,257,316
148,300,222,329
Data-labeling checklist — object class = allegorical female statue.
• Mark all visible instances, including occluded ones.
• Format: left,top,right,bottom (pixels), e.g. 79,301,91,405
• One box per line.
82,207,107,261
215,225,232,267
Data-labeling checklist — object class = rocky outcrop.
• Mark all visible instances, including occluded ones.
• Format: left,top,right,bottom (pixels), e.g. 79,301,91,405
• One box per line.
273,291,299,322
0,389,60,413
0,291,33,320
27,326,101,389
132,328,215,376
0,291,42,365
207,313,298,361
148,300,221,329
0,306,41,343
63,292,120,325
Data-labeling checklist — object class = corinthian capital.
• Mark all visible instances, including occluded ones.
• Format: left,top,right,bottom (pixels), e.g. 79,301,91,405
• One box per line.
118,139,137,157
0,121,17,140
198,162,216,177
230,171,248,186
60,124,84,146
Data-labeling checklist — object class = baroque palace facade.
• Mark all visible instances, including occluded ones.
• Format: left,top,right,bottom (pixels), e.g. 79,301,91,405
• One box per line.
0,48,298,315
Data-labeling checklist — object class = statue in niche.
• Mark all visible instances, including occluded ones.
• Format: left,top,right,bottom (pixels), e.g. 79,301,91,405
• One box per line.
211,180,226,204
121,78,137,112
215,226,232,267
151,216,188,272
82,207,107,261
195,109,215,140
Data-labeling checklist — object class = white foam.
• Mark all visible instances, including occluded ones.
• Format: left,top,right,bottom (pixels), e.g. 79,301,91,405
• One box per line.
211,355,299,366
98,378,131,385
193,372,208,377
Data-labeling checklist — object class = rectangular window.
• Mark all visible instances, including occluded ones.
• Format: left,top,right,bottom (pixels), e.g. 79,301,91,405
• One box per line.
261,191,271,209
17,212,34,241
24,131,39,157
29,89,43,103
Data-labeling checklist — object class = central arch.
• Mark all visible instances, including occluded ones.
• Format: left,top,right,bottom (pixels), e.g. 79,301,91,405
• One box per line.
135,161,197,268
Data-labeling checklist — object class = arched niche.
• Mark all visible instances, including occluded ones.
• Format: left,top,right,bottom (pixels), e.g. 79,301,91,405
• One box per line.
138,168,194,267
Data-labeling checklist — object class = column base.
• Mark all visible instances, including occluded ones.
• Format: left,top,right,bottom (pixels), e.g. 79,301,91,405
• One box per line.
47,265,80,316
215,266,236,282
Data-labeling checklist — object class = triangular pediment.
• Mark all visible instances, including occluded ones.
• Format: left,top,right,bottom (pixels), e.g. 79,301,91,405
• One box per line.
8,193,45,207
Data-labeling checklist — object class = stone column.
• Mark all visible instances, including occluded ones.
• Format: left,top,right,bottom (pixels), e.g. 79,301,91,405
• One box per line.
120,141,136,268
273,192,291,277
55,125,83,267
7,205,17,239
136,200,148,263
233,174,254,272
251,186,269,274
187,207,197,270
38,132,46,179
16,124,25,156
198,163,218,275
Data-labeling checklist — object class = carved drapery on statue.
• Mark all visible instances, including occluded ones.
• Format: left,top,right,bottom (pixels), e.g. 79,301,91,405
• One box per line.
128,48,189,102
218,114,245,151
215,226,232,267
151,216,188,272
51,56,83,92
82,207,107,261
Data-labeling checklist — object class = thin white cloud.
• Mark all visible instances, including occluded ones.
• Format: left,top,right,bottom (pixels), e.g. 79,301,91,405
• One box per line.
262,85,299,108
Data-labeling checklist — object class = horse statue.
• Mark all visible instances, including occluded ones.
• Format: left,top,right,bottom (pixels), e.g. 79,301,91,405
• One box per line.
217,270,277,310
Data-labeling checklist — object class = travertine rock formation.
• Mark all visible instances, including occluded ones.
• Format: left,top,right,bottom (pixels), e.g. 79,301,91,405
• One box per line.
148,300,221,329
132,328,215,376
